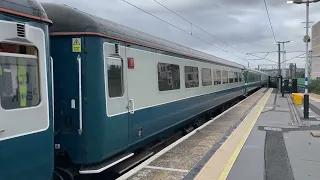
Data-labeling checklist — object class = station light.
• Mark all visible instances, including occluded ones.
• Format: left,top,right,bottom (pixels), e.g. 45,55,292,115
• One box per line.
287,0,320,3
286,0,303,4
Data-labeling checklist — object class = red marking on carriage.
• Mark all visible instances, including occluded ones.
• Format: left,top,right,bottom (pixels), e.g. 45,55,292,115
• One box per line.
128,57,135,69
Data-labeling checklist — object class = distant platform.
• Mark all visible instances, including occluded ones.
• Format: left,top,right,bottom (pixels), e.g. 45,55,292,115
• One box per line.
117,89,320,180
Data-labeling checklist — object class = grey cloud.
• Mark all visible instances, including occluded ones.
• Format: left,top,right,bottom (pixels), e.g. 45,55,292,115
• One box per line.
38,0,320,67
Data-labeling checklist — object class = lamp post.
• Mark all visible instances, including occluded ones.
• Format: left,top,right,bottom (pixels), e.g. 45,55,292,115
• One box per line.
277,40,293,77
276,41,292,95
286,0,319,119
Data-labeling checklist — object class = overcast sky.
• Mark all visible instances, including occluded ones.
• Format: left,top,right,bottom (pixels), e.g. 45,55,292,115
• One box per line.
39,0,320,69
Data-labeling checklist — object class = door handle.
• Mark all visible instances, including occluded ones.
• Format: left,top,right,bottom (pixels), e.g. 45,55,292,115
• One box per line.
0,129,5,133
128,99,135,114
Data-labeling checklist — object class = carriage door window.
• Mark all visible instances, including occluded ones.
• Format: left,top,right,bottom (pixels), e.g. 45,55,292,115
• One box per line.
228,71,234,83
234,72,238,82
107,57,123,98
222,70,228,84
201,68,212,86
215,69,221,85
0,43,40,110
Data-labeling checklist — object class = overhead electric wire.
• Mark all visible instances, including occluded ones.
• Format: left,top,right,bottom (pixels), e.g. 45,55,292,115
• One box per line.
152,0,282,67
253,44,278,62
247,50,306,54
281,53,306,64
246,53,277,63
246,53,270,61
120,0,249,63
152,0,263,64
152,0,243,54
263,0,277,44
260,52,270,60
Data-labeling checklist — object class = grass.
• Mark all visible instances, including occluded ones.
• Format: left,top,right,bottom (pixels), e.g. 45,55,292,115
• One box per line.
309,79,320,95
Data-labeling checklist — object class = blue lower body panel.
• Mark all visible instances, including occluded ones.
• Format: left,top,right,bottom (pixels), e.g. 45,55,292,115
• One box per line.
247,82,262,92
129,86,244,147
80,86,246,164
0,131,54,180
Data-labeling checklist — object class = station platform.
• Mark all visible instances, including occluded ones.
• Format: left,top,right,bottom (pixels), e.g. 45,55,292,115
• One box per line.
117,88,320,180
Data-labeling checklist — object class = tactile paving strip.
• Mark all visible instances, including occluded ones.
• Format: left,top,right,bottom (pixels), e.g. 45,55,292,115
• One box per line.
264,131,294,180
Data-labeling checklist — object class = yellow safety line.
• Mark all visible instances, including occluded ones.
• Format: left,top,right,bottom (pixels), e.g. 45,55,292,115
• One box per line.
218,89,272,180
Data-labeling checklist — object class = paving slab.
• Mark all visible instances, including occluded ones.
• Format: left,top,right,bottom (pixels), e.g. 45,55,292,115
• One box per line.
285,131,320,180
226,120,265,180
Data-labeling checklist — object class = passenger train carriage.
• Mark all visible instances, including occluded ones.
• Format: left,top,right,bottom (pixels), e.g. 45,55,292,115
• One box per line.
0,1,268,180
245,68,269,93
42,3,268,177
0,1,54,180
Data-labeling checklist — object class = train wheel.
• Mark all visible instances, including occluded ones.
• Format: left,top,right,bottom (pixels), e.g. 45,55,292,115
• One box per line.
54,171,64,180
55,167,74,180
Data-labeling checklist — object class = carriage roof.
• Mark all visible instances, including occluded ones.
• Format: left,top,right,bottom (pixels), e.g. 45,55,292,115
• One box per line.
0,0,50,23
42,3,244,69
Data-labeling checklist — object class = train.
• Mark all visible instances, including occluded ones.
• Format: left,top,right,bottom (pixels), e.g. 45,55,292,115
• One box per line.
0,1,269,180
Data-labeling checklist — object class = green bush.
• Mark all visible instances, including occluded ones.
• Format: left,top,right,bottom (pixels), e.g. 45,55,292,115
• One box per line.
309,79,320,94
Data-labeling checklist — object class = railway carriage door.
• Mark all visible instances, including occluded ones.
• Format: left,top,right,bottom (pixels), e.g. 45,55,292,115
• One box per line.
104,43,129,148
0,24,50,141
244,70,248,94
0,21,52,179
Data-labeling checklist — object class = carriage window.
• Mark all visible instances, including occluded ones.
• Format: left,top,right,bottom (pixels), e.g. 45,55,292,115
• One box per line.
185,66,199,88
201,68,212,86
213,69,216,84
239,72,242,82
215,69,221,85
222,70,228,84
0,44,40,109
107,58,123,97
234,72,238,82
0,43,38,55
229,71,234,83
158,63,180,91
